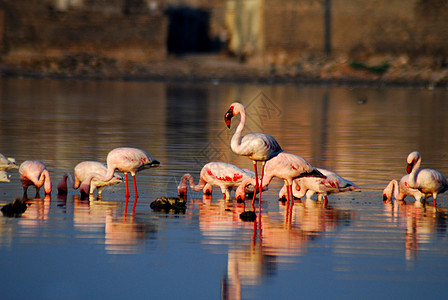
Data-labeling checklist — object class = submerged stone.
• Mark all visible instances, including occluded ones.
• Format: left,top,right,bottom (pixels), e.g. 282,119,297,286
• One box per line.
1,199,28,217
239,211,257,222
150,197,186,213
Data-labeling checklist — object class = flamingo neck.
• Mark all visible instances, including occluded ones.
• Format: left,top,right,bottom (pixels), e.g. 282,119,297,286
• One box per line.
230,107,246,154
408,157,421,186
41,170,52,194
179,174,204,193
80,167,116,194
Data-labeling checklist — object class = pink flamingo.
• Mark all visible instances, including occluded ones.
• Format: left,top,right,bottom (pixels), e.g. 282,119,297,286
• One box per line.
279,168,360,205
178,162,257,200
19,160,52,196
58,161,123,196
0,153,18,171
406,151,448,206
383,174,429,203
235,152,324,202
225,102,283,207
80,147,160,198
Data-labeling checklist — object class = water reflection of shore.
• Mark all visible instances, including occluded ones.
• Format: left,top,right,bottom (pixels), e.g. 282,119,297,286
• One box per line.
196,197,354,299
383,200,447,261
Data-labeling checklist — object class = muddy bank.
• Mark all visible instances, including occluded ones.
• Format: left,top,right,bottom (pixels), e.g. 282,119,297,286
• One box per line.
1,53,447,88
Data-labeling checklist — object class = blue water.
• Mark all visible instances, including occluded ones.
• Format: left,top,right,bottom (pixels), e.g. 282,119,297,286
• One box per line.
0,78,448,299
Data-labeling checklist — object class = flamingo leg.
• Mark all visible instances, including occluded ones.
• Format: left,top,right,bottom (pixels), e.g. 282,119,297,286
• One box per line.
133,174,139,198
323,195,328,207
433,194,437,207
125,173,130,198
252,161,259,209
288,184,294,205
258,162,266,211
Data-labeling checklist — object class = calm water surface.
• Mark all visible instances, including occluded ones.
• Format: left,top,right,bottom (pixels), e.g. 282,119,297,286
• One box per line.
0,78,448,299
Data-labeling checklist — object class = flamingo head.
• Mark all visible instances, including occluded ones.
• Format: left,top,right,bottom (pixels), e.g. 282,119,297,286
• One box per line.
178,187,187,199
406,151,420,174
57,174,69,194
225,106,234,128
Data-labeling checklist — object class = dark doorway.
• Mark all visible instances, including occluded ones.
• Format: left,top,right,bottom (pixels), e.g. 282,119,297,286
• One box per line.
166,7,219,55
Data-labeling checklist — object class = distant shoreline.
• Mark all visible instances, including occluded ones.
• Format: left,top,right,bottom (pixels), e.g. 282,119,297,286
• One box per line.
1,54,446,89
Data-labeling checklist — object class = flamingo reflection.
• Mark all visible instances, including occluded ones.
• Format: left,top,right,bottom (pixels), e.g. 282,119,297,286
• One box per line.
383,199,447,260
196,196,352,298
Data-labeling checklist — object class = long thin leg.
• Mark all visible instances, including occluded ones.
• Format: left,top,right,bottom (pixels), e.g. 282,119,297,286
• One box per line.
133,174,139,198
252,161,258,209
433,194,437,207
258,162,266,211
125,173,130,198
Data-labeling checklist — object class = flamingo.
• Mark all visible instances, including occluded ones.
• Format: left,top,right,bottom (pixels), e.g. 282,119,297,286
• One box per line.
79,147,160,198
382,174,429,203
235,152,324,202
178,162,258,200
279,168,360,205
19,160,52,196
0,153,18,171
406,151,448,206
225,102,283,207
58,161,123,196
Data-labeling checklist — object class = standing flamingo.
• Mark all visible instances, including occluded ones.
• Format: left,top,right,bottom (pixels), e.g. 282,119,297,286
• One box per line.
178,162,257,200
279,168,360,205
225,102,283,207
406,151,448,206
19,160,52,196
235,152,324,202
80,147,160,198
383,174,429,203
0,153,18,171
58,161,123,196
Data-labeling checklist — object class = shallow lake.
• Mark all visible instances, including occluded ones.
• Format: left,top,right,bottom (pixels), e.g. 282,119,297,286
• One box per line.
1,78,448,299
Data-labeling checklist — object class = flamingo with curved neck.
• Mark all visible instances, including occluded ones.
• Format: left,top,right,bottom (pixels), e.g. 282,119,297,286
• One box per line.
279,168,360,205
406,151,448,206
58,161,123,196
235,152,324,202
79,147,160,198
382,174,428,203
19,160,52,196
225,102,283,207
178,162,255,200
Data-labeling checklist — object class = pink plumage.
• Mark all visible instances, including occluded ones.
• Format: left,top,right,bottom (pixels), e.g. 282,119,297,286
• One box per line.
225,102,283,206
383,174,428,203
19,160,52,196
80,147,160,198
279,168,360,204
406,151,448,206
58,161,123,196
235,152,323,201
178,162,255,200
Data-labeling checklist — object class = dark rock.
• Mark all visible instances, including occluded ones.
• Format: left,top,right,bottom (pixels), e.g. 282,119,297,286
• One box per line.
150,196,186,213
1,199,28,217
239,211,257,222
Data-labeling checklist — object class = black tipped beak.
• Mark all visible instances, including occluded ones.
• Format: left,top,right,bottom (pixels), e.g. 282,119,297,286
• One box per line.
225,108,233,128
151,160,161,168
383,194,387,201
406,162,413,174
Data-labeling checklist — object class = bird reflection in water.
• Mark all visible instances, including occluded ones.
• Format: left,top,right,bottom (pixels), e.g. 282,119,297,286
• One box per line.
196,197,351,299
69,194,156,254
383,199,447,261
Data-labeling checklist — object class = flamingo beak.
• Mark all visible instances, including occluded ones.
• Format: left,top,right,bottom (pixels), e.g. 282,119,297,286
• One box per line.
150,160,161,168
225,107,234,128
406,162,414,174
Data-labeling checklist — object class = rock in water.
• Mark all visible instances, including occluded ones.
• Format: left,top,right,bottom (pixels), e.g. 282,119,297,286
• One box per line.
1,199,28,217
239,211,257,222
150,197,186,213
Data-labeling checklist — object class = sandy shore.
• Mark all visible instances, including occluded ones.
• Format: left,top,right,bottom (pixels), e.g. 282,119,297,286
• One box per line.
1,53,447,88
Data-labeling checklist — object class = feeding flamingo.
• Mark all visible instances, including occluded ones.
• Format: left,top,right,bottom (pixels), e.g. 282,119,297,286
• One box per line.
80,147,160,198
19,160,52,196
0,153,18,172
58,161,123,196
235,152,324,202
382,174,429,203
279,168,360,205
178,162,258,200
225,102,283,207
406,151,448,206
